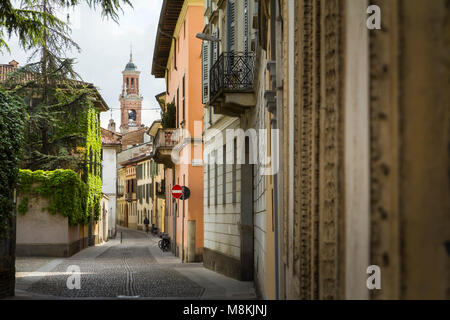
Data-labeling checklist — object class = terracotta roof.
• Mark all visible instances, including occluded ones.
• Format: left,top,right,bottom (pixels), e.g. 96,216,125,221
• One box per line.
120,153,153,166
121,126,149,138
151,0,184,78
101,127,122,145
0,61,33,82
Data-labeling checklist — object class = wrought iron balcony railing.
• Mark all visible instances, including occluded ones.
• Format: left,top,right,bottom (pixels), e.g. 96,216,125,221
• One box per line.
210,52,256,101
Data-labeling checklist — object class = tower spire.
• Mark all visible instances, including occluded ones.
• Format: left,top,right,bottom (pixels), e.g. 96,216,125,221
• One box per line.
130,42,133,62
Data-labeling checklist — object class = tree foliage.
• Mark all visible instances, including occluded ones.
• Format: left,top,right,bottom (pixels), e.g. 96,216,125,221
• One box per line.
0,88,26,236
162,102,176,129
2,0,101,171
0,0,133,52
1,0,109,227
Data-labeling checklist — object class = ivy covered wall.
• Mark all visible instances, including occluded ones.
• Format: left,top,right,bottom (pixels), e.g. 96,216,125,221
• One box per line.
85,106,102,221
17,169,89,225
17,101,103,224
0,88,25,234
0,88,26,298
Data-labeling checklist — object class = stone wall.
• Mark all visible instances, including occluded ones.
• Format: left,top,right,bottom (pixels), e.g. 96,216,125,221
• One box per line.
278,0,345,300
203,117,244,278
242,45,269,298
16,195,90,257
276,0,450,300
369,0,450,299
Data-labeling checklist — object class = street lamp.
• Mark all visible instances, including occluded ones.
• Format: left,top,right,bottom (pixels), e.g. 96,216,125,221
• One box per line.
196,32,221,42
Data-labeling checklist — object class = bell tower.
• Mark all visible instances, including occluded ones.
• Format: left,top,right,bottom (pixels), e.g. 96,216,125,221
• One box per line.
119,48,143,134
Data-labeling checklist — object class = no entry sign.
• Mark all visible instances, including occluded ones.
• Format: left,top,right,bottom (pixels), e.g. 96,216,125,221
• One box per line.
172,184,183,199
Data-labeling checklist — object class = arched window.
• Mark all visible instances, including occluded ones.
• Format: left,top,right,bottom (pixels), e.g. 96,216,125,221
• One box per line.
128,109,137,123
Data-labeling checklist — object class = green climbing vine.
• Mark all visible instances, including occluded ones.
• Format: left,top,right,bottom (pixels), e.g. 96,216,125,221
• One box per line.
16,101,103,225
85,106,102,221
17,169,89,225
162,102,176,128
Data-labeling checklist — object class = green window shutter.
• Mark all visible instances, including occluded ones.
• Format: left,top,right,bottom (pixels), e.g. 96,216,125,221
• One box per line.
227,0,236,51
244,0,249,53
213,29,219,63
202,41,210,104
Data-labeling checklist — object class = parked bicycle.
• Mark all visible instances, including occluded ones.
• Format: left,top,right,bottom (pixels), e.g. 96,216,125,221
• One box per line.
158,233,170,252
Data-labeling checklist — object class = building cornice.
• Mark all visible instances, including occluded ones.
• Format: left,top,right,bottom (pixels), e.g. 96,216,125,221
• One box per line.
166,0,204,73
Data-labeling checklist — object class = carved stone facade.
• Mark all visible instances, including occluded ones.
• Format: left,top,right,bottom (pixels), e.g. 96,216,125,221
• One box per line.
276,0,344,300
368,0,450,299
274,0,449,299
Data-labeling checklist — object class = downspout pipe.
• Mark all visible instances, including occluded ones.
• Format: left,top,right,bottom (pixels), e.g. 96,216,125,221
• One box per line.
272,121,279,300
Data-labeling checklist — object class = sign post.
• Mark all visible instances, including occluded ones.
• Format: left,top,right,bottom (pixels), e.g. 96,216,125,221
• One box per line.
181,186,190,263
172,185,190,263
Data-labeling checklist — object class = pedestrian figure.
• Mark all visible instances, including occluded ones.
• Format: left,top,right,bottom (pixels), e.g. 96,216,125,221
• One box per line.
144,216,150,234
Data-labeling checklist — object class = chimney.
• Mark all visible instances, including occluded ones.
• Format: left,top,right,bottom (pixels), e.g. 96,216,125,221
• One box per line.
108,118,116,132
8,60,19,68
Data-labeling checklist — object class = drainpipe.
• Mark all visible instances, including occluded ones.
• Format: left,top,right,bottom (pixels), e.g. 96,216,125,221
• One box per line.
272,122,280,300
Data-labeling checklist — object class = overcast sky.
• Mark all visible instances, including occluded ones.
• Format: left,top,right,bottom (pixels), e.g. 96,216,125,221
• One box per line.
1,0,165,130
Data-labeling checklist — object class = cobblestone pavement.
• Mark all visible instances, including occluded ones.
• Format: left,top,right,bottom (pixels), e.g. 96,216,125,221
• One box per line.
14,227,256,300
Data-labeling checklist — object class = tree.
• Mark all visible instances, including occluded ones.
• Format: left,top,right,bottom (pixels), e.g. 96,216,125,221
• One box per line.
162,102,176,129
0,88,25,298
0,0,133,52
2,0,129,171
0,0,132,300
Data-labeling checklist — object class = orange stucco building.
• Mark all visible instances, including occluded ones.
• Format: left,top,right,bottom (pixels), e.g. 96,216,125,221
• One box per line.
151,0,204,262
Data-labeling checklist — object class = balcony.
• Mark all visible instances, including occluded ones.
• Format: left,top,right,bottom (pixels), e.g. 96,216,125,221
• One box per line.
153,128,177,167
210,52,256,116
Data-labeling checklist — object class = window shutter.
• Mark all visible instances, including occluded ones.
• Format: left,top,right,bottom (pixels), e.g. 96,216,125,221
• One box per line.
213,29,219,63
202,41,210,104
244,0,249,53
259,0,268,50
228,1,236,51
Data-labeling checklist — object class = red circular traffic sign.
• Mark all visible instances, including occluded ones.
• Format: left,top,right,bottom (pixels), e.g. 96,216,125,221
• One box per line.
172,184,183,199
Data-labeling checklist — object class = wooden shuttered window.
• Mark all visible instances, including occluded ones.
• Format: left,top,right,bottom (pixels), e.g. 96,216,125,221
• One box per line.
202,41,210,104
244,0,249,53
227,0,236,52
213,29,219,63
258,0,269,50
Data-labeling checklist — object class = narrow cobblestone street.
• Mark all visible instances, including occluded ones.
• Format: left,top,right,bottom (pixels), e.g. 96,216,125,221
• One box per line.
13,228,255,300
